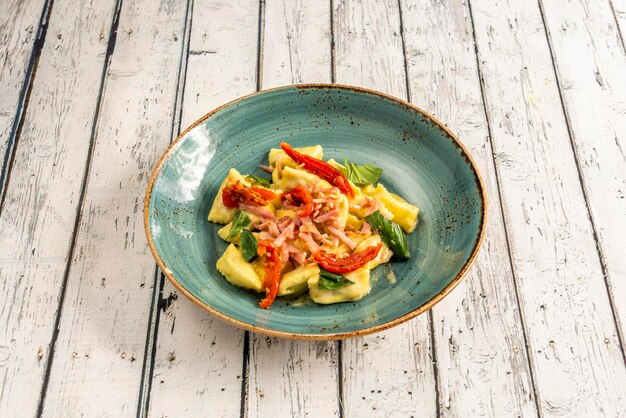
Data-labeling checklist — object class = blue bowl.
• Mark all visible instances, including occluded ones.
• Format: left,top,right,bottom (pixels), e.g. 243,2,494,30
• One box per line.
144,84,487,339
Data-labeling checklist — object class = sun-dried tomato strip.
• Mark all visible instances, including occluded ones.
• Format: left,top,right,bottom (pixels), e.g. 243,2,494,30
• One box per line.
281,186,314,217
257,241,282,309
222,181,269,208
280,142,354,197
313,243,382,274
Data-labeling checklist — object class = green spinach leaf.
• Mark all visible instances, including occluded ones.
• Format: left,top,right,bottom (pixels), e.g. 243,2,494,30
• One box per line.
246,175,271,188
240,229,258,262
340,158,383,185
318,268,355,290
365,210,410,260
227,210,251,240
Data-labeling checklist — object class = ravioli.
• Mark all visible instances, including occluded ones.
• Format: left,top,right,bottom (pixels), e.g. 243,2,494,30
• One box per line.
208,143,419,308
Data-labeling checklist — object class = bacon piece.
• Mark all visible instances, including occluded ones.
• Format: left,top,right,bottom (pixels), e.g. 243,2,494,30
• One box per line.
283,242,307,265
298,232,321,254
274,221,296,246
257,231,274,241
327,226,357,250
314,209,340,224
240,204,276,220
268,222,280,237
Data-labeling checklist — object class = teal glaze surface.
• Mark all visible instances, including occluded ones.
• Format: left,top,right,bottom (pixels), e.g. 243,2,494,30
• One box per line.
146,85,486,338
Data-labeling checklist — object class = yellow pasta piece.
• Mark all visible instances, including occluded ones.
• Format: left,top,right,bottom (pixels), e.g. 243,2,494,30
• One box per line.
275,208,297,220
345,214,364,231
207,168,250,224
308,267,371,304
279,166,330,190
216,244,263,292
362,184,419,233
217,222,238,244
354,234,393,269
269,145,323,168
217,223,260,245
278,263,320,296
335,193,350,230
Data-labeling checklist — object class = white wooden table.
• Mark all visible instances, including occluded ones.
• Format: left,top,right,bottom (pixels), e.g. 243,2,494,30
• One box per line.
1,0,625,416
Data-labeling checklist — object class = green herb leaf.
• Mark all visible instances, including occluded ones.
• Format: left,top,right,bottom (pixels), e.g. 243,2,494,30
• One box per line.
318,268,355,290
246,175,271,188
365,210,410,260
227,210,251,240
340,158,383,186
240,229,258,262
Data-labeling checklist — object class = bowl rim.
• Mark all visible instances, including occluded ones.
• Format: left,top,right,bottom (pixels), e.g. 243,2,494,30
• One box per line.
143,83,488,340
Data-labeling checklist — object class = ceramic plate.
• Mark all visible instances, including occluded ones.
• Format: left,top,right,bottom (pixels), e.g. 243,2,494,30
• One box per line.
144,84,487,339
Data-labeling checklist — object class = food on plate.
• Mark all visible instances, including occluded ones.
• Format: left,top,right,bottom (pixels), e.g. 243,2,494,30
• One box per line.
208,143,419,308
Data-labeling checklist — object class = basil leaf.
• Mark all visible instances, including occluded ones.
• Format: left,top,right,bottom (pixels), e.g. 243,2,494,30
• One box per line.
318,268,355,290
365,210,410,260
227,210,251,239
246,175,271,188
240,229,258,262
340,158,383,185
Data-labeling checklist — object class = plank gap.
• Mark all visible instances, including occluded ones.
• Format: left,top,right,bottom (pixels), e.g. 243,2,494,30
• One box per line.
256,0,265,92
329,0,336,83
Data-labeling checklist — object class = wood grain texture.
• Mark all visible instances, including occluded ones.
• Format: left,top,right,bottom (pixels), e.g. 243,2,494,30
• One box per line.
333,0,437,416
38,0,188,415
0,0,120,416
245,2,340,417
146,1,260,416
539,0,626,351
0,0,48,189
261,0,333,88
470,0,626,415
400,0,538,416
610,0,626,47
248,337,340,418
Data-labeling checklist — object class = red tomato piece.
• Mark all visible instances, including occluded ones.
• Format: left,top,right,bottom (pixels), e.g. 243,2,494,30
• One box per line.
257,241,282,309
280,186,314,218
221,181,268,208
280,142,354,197
251,186,277,201
313,243,382,274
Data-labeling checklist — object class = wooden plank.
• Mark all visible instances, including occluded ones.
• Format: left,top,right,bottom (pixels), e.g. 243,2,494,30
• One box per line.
469,0,626,415
540,0,626,353
0,0,120,415
245,2,340,417
146,1,260,416
36,0,188,415
0,0,48,194
333,0,437,415
399,0,538,416
248,338,340,418
261,0,333,88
